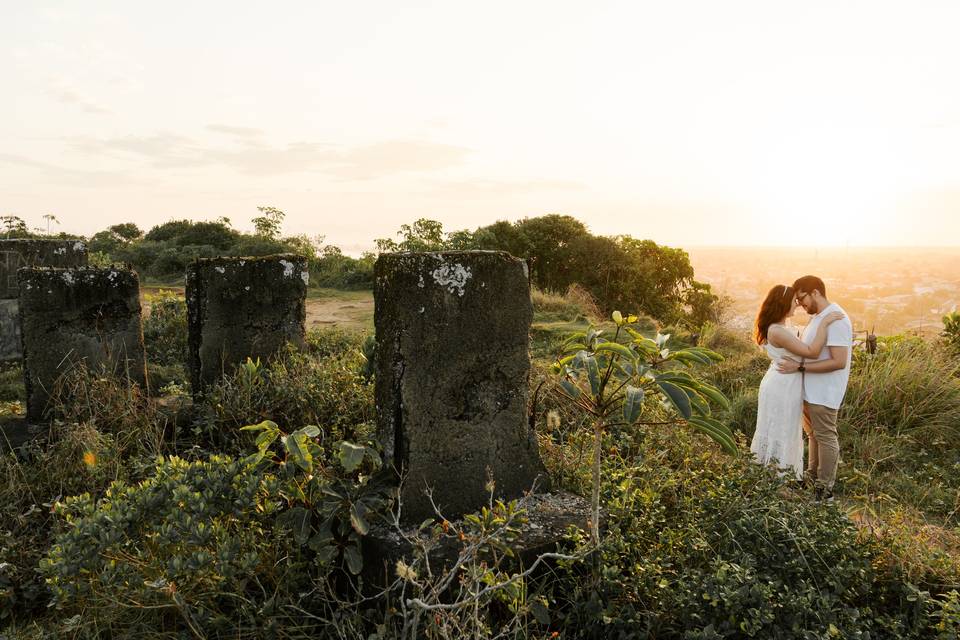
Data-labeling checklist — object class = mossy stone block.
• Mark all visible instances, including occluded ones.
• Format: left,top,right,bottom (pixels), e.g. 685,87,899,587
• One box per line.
374,251,549,523
18,267,146,421
185,255,308,394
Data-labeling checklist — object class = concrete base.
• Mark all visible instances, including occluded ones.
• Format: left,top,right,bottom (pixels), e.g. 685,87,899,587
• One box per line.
362,491,591,589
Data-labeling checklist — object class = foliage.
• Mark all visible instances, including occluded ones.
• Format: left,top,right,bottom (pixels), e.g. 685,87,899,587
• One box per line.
553,310,732,544
545,428,954,639
47,365,168,458
38,423,390,638
942,311,960,353
0,214,30,238
1,422,124,621
251,205,285,239
200,338,374,453
375,217,446,253
310,244,376,289
142,290,187,368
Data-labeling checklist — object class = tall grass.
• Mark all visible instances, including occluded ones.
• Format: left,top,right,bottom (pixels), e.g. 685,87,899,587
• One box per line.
843,339,960,440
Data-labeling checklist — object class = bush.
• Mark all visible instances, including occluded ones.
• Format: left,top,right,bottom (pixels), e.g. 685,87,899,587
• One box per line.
201,341,374,452
40,455,290,637
547,429,951,639
1,423,123,620
142,290,188,368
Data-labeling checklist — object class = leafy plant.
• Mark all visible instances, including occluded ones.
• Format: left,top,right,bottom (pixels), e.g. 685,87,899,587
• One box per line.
552,310,734,545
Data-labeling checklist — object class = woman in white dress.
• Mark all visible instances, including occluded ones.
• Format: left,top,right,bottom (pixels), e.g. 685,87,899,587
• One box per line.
751,284,843,479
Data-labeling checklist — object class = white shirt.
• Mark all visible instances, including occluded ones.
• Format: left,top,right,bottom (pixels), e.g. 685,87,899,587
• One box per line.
799,302,853,410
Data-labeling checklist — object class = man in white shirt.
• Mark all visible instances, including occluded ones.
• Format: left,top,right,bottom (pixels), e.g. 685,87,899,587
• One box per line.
777,275,853,501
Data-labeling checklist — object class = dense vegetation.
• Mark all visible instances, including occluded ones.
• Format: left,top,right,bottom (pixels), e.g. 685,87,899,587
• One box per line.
2,282,959,638
3,209,721,328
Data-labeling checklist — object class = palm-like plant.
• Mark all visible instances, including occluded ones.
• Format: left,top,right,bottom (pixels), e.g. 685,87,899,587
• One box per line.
553,311,737,545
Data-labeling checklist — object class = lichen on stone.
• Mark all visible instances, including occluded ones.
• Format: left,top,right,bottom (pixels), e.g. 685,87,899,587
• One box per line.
431,262,472,296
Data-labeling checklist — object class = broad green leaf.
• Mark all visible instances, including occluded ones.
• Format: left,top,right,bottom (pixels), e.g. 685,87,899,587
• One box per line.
595,341,636,361
283,434,313,473
657,381,691,419
255,426,280,451
529,600,551,625
687,390,710,416
240,419,277,432
295,425,321,438
338,441,366,473
349,503,369,535
277,506,311,545
687,416,737,455
695,382,731,411
344,544,363,575
559,379,581,398
622,385,644,423
585,355,601,396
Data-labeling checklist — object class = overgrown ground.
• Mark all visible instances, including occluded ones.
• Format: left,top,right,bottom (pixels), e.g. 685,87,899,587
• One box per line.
1,287,959,638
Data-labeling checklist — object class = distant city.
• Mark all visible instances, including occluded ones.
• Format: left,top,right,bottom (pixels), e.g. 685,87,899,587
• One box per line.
687,247,960,337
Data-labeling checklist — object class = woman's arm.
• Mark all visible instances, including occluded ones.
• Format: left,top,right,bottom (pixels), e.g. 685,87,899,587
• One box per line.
768,312,844,358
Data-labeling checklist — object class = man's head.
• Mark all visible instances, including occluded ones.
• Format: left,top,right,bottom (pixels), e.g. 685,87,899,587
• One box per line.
792,275,828,314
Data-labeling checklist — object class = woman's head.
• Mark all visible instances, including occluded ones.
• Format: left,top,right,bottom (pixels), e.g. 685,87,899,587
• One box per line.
754,284,797,344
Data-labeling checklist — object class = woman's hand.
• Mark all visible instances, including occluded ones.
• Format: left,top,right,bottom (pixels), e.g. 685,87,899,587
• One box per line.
823,311,844,325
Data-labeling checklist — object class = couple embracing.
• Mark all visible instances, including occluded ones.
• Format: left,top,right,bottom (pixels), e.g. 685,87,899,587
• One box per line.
750,275,853,501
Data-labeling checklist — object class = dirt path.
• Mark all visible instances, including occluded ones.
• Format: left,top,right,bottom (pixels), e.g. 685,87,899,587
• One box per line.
140,286,374,331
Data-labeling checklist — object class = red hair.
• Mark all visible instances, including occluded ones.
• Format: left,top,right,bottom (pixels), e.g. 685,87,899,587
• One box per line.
754,284,794,345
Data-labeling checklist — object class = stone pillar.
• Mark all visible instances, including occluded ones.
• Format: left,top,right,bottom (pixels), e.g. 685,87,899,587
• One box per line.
1,239,88,361
18,267,146,421
374,251,548,523
185,255,308,394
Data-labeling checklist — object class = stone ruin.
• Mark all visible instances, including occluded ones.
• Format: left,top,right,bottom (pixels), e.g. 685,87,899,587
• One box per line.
186,255,308,394
374,251,551,522
366,251,590,582
0,239,88,362
18,266,147,422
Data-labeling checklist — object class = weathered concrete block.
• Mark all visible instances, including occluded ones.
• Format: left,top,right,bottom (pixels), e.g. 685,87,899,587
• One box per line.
18,267,147,421
1,239,88,362
374,251,549,523
185,255,308,394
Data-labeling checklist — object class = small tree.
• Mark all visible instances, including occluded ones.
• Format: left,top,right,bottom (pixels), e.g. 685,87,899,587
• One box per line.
942,311,960,353
42,213,60,235
376,218,446,253
251,206,285,239
1,214,29,238
553,311,736,546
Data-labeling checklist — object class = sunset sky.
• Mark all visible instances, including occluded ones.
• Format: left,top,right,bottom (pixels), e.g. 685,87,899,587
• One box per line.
4,1,960,251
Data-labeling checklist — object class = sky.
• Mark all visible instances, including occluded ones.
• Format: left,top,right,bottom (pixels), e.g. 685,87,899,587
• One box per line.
3,1,960,252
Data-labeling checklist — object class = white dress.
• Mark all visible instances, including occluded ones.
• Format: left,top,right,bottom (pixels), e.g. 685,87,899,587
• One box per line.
750,336,804,480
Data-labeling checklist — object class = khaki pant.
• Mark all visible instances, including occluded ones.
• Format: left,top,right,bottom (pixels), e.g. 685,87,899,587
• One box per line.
803,402,840,490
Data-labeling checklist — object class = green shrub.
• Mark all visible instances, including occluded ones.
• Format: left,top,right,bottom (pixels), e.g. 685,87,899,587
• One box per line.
40,455,288,637
142,290,188,368
201,343,374,452
547,430,949,639
1,423,123,620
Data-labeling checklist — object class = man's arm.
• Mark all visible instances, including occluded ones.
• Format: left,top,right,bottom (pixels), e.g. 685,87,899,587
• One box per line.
777,345,848,374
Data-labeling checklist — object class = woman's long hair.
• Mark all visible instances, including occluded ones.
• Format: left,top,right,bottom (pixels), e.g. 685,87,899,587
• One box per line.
754,284,794,345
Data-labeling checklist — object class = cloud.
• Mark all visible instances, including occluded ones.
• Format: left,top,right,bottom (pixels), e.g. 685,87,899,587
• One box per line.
206,124,265,137
0,153,138,187
424,178,586,197
66,133,471,179
47,87,111,114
